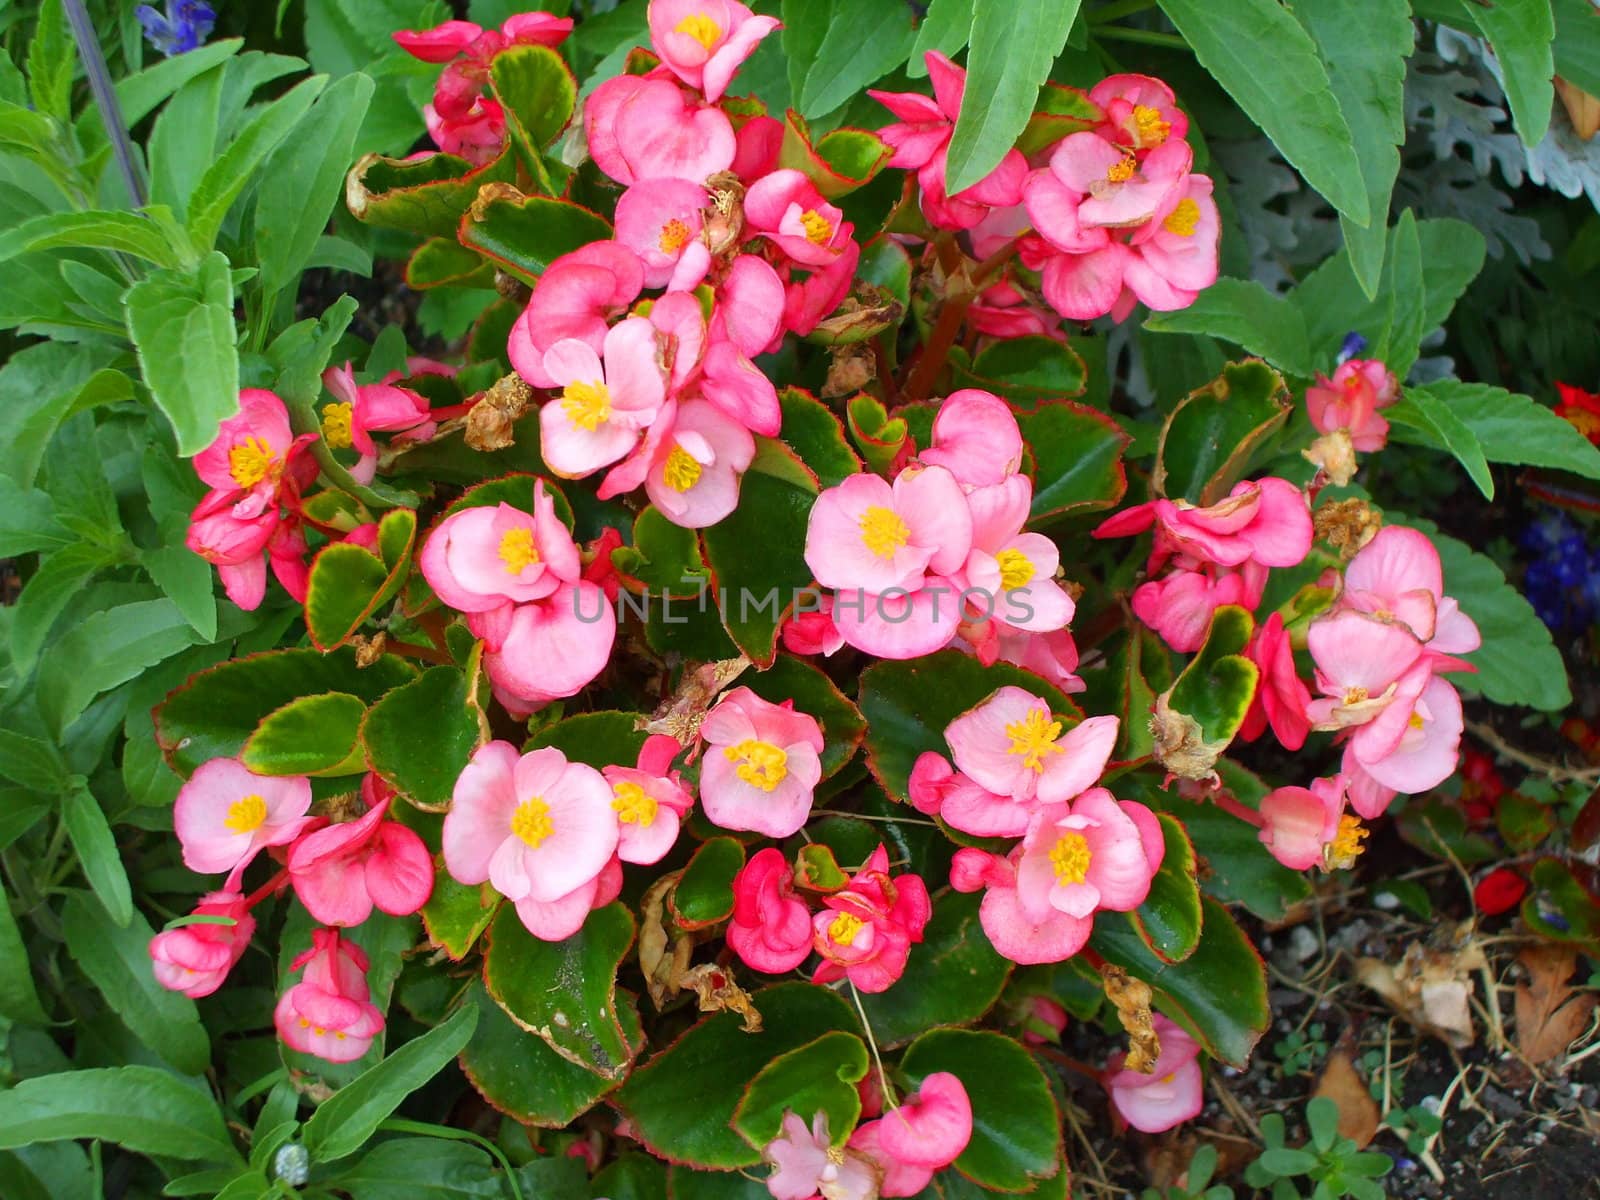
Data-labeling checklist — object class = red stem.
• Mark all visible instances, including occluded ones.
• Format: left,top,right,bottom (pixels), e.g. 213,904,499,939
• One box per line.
244,869,291,910
1211,791,1265,828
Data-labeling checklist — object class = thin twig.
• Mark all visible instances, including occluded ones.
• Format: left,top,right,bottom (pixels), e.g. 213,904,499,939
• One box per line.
62,0,147,208
1468,720,1600,784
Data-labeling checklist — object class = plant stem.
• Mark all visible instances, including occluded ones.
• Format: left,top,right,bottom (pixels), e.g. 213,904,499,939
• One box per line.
1092,26,1190,50
62,0,148,208
848,980,899,1111
1089,0,1159,23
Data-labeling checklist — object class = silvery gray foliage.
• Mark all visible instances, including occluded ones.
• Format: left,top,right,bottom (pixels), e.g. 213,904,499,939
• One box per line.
1212,137,1314,292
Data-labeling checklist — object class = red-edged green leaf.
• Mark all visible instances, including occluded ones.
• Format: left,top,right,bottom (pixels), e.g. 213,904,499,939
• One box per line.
345,149,519,238
731,1031,868,1149
364,665,486,811
240,691,367,777
1132,814,1203,963
1153,359,1292,505
670,836,745,929
304,508,416,651
458,190,612,287
1017,399,1131,521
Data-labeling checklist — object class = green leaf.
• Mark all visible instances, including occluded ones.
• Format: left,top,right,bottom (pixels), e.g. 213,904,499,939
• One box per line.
39,599,201,736
953,336,1086,404
527,711,649,771
105,38,243,129
61,892,210,1075
1390,515,1571,711
61,786,133,929
1162,605,1258,747
702,463,817,666
26,0,72,122
796,0,916,118
672,836,746,928
1091,896,1269,1066
364,665,485,811
614,981,855,1169
1153,360,1292,505
304,508,417,650
0,209,184,269
1143,279,1312,377
335,1137,585,1200
945,0,1080,194
240,691,368,777
420,875,498,961
908,0,974,76
900,1029,1063,1192
1467,0,1556,145
731,1031,868,1149
1555,0,1600,97
1375,210,1427,379
186,74,326,251
141,544,218,641
1132,814,1203,963
846,392,909,476
1410,380,1600,482
345,149,520,238
457,190,613,287
860,649,1080,802
1016,400,1130,521
490,44,578,156
778,113,894,199
406,237,496,289
1156,0,1368,224
1260,1147,1320,1176
0,884,48,1024
1386,389,1494,500
0,730,67,793
482,902,637,1079
1522,856,1600,951
740,654,865,779
125,251,240,456
301,1001,480,1164
255,72,376,299
0,480,70,558
0,1067,239,1164
155,647,415,776
778,388,861,489
857,889,1011,1047
1293,0,1413,296
591,1154,668,1200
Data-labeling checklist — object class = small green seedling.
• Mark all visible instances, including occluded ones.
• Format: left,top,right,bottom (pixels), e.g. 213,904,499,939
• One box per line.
1139,1144,1236,1200
1243,1097,1392,1200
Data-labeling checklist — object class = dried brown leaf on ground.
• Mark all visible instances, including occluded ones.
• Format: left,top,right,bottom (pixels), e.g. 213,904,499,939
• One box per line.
1313,1043,1381,1148
1355,934,1487,1048
1514,944,1599,1066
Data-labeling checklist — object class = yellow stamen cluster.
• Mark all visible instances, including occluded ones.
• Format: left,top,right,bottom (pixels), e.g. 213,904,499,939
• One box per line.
612,782,658,827
498,527,540,574
859,505,909,558
1005,708,1063,772
662,444,703,492
228,436,278,487
1106,155,1137,184
224,794,267,835
800,209,833,245
828,911,865,946
658,217,692,254
1343,685,1369,706
561,380,612,431
996,548,1035,591
1163,198,1201,237
674,12,721,50
1133,104,1171,146
320,403,354,450
724,739,788,791
511,797,554,848
1050,832,1093,885
1325,814,1368,870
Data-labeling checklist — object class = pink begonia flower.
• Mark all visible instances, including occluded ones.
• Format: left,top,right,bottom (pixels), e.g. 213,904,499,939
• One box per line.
918,389,1024,489
342,522,381,553
781,237,862,338
1258,776,1348,871
1337,525,1481,655
699,337,782,436
288,777,434,927
615,177,712,291
744,169,855,269
585,74,737,187
1014,788,1164,925
394,13,571,62
950,846,1093,964
149,891,255,999
945,686,1119,807
420,481,581,619
1089,74,1190,154
1025,132,1189,247
1305,610,1426,733
480,580,617,712
1239,611,1313,751
727,847,813,973
968,273,1062,341
442,742,619,911
174,757,314,881
508,241,645,388
870,51,1028,230
1128,561,1266,654
321,363,436,485
539,317,668,478
989,625,1087,695
186,488,278,611
806,467,972,596
646,290,710,394
764,1111,880,1200
850,1071,972,1196
1120,174,1221,312
600,397,756,527
392,19,486,62
811,844,932,993
781,593,846,657
423,96,505,163
1306,358,1398,452
1021,995,1070,1045
275,928,385,1064
601,734,694,865
731,110,784,182
1095,477,1313,571
515,854,623,942
963,475,1077,634
1342,672,1464,796
699,687,824,837
192,389,317,519
712,253,787,358
647,0,780,102
1103,1014,1204,1133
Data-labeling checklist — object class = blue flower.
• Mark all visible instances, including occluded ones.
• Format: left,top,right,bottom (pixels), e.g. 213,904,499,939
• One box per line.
136,0,216,57
1336,331,1368,365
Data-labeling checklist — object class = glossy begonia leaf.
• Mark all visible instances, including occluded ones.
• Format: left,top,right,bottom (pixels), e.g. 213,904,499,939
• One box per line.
670,836,745,929
953,336,1086,404
526,711,651,771
420,874,498,961
459,981,629,1128
778,109,892,199
702,463,817,667
1161,605,1258,749
857,890,1011,1047
155,647,415,776
483,902,637,1080
846,392,908,475
1521,858,1600,953
304,508,417,651
1132,814,1203,964
457,191,612,286
345,148,519,238
613,505,711,597
1090,896,1270,1067
899,1028,1063,1193
590,1153,669,1200
731,1031,869,1150
364,666,486,811
794,842,849,892
240,691,367,778
613,981,855,1169
489,44,577,158
859,650,1080,802
1153,360,1292,506
739,654,865,779
665,1169,771,1199
405,237,496,290
1015,81,1102,157
1016,399,1131,522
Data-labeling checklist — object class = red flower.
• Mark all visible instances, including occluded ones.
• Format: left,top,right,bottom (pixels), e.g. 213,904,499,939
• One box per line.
1555,382,1600,446
1473,867,1528,916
